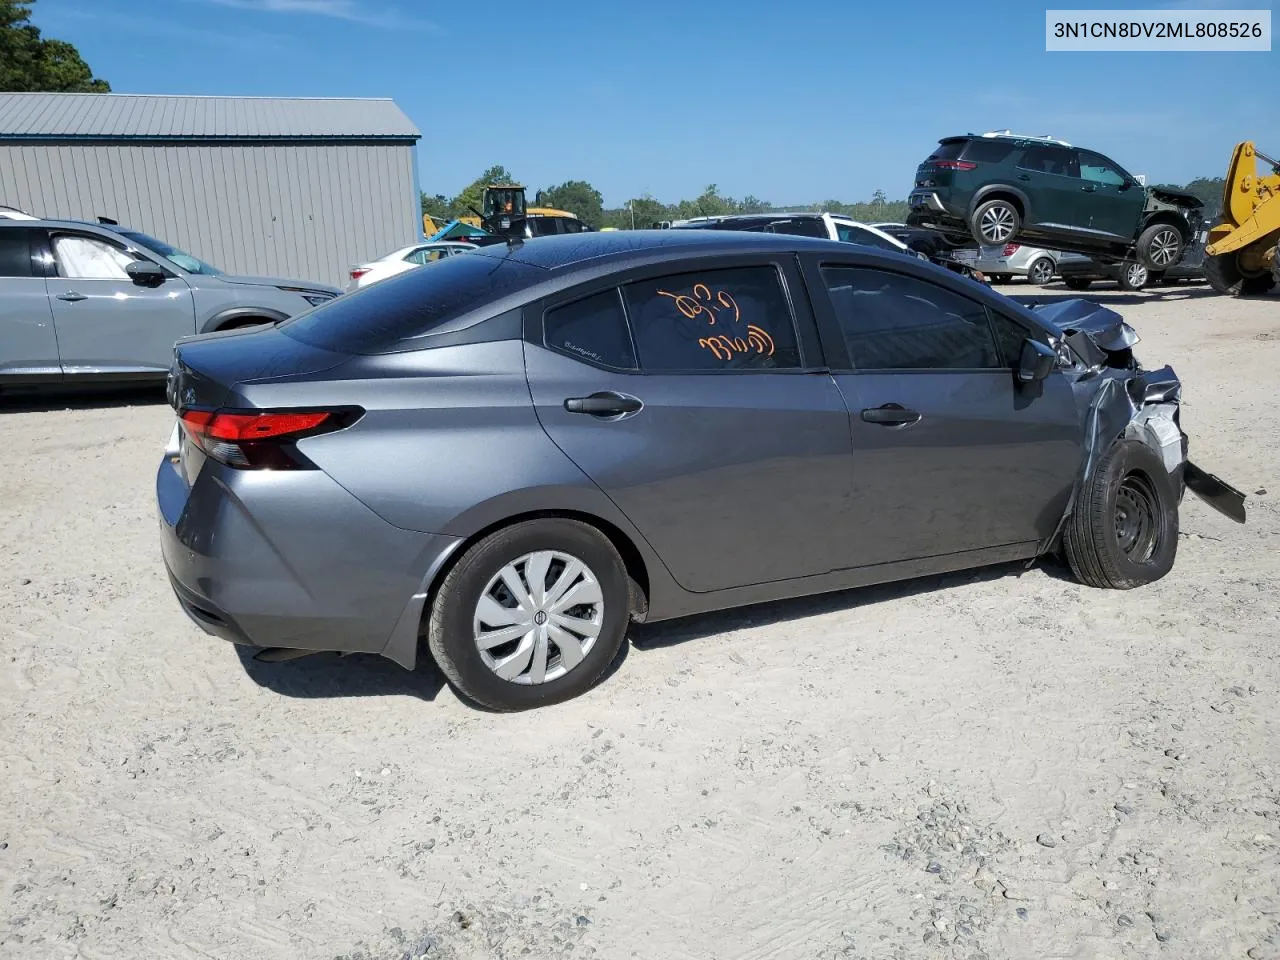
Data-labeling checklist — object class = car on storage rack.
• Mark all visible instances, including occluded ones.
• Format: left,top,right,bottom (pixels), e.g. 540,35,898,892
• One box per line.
158,230,1244,712
906,131,1204,272
958,242,1061,285
1056,238,1207,291
0,217,340,390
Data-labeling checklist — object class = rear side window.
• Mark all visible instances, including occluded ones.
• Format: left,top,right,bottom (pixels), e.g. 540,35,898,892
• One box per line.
622,265,803,372
820,266,999,370
961,140,1016,163
279,251,542,354
544,289,636,369
928,141,966,161
1018,146,1079,178
0,229,35,278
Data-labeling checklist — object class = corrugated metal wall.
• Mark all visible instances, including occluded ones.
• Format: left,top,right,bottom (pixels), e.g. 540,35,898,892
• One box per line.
0,141,420,287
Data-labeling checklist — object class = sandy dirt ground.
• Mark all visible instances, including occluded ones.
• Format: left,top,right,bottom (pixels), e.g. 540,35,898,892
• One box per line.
1,280,1277,960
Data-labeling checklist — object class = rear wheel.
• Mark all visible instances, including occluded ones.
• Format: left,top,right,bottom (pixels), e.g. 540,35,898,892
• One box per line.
1136,223,1183,271
1064,439,1178,589
1027,257,1056,285
427,519,631,711
1063,277,1093,291
970,199,1021,246
1117,261,1149,291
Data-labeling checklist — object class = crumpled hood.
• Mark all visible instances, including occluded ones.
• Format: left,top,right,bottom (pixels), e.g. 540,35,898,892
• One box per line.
1149,186,1203,208
1029,297,1139,353
218,274,342,296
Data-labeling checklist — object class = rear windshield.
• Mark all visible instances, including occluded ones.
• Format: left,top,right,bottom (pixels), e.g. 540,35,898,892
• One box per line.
278,251,542,354
928,141,966,161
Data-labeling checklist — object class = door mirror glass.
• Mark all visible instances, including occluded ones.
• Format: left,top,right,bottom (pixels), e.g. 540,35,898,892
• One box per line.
125,260,166,287
1017,338,1056,382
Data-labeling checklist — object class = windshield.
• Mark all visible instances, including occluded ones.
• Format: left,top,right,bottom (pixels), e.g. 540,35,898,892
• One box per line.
117,230,224,276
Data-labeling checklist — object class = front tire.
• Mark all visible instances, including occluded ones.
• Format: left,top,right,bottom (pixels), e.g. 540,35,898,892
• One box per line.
970,199,1021,246
1136,223,1183,271
427,519,630,711
1027,257,1055,285
1117,261,1149,291
1063,439,1178,590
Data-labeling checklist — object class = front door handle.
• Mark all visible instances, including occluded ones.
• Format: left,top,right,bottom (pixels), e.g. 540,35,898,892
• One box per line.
861,403,922,426
564,391,643,417
56,291,87,302
1016,173,1032,181
1081,184,1097,192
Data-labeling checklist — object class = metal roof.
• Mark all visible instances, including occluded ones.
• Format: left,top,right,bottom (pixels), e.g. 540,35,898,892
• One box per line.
0,93,420,141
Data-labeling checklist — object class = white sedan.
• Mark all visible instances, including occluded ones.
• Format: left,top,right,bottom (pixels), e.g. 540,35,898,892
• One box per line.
345,241,478,291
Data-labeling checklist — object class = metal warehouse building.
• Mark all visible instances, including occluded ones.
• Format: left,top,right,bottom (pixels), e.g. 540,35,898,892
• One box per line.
0,92,422,287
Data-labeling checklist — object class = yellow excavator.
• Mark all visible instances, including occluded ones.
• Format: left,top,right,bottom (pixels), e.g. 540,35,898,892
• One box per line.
1203,141,1280,296
422,183,586,240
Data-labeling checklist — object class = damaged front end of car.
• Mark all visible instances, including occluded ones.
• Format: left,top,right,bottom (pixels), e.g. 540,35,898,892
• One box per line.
1027,298,1246,556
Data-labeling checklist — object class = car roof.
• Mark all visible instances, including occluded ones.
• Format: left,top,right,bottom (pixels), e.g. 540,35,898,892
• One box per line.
0,217,126,233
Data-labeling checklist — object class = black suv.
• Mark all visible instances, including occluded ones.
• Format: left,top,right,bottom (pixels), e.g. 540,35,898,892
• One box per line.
906,133,1204,272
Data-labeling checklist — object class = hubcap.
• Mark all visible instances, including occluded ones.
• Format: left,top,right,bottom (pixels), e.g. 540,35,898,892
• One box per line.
472,550,604,685
1031,260,1053,284
1114,474,1160,563
1149,229,1180,268
1127,263,1148,287
980,205,1016,243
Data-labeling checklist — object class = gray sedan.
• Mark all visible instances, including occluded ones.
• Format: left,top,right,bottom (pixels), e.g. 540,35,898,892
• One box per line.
157,230,1245,710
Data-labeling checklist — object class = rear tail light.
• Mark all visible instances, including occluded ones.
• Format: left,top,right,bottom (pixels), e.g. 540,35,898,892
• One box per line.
1003,243,1020,256
349,267,371,281
180,407,362,470
934,160,977,171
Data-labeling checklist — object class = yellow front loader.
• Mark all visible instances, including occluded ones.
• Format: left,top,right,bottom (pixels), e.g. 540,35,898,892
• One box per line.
1203,141,1280,296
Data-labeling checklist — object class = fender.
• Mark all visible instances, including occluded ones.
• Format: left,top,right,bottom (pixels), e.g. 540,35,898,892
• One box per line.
200,305,290,334
1140,210,1192,242
967,183,1033,223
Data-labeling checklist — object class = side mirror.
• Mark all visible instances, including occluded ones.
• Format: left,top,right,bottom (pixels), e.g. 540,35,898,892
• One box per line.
1017,338,1056,383
126,260,166,287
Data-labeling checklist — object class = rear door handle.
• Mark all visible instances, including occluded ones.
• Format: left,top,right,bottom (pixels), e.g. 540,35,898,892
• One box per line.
564,391,643,417
56,291,87,302
861,403,922,426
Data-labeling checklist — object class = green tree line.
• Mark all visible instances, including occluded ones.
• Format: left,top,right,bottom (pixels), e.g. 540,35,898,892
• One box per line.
1,0,110,92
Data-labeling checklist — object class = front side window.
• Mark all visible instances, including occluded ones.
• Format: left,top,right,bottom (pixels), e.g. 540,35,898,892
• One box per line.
52,234,137,280
622,265,803,372
405,247,448,265
1078,150,1129,186
544,289,636,370
820,266,1000,370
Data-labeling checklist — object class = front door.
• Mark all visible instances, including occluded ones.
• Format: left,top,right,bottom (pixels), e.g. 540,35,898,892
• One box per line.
525,259,858,594
804,258,1082,567
45,230,196,375
1076,149,1148,241
0,227,59,379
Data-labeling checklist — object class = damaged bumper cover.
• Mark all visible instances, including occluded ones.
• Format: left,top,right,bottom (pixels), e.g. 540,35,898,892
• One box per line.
1027,298,1247,551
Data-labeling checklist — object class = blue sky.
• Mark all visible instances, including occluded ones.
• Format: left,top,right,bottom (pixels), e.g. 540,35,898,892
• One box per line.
30,0,1278,207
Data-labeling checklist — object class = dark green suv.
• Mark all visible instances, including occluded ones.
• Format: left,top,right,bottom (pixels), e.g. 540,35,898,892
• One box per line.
906,133,1203,272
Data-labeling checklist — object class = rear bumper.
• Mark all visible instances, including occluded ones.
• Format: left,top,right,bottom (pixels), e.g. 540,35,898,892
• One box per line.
157,451,462,666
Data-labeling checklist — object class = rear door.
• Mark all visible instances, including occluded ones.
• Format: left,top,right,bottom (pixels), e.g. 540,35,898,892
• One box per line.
45,230,196,376
525,256,859,593
1076,149,1147,240
801,254,1082,567
1015,145,1084,230
0,227,60,380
